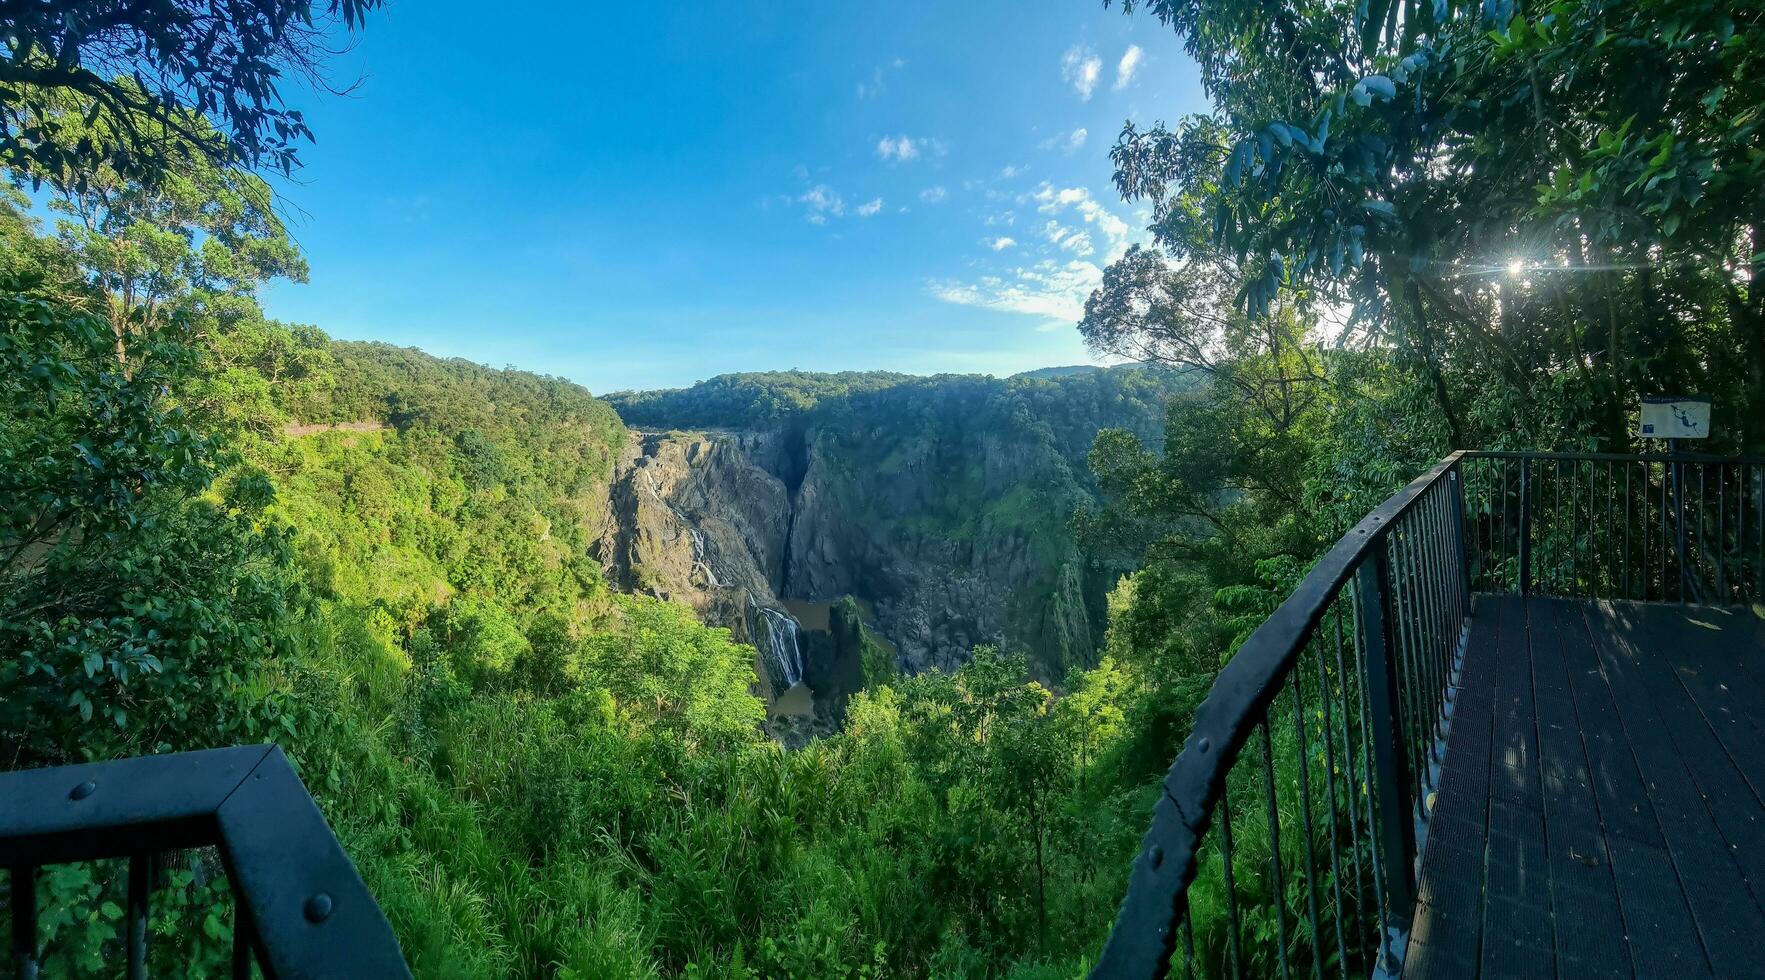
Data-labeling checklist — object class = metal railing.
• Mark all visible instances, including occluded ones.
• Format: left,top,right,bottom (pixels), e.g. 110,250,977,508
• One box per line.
1,745,409,979
1459,451,1765,605
1092,453,1471,979
1091,448,1765,979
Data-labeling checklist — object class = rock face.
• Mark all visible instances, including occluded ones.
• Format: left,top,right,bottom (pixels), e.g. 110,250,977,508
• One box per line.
596,368,1181,730
594,430,794,675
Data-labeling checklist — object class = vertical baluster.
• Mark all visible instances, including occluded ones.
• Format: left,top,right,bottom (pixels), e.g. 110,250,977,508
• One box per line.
1260,724,1295,980
127,854,149,980
1623,462,1633,599
1288,669,1326,980
1354,548,1415,975
1314,627,1354,977
1567,459,1578,595
1476,462,1488,593
1593,460,1601,594
1418,497,1443,771
1179,901,1195,980
1606,461,1615,596
233,905,255,979
1393,523,1425,775
1415,494,1442,721
1736,463,1746,602
1439,484,1463,680
1518,457,1533,595
1717,464,1728,601
1576,460,1585,595
1332,603,1372,968
1698,465,1708,598
1675,455,1689,601
10,865,39,980
1219,788,1246,980
1643,462,1653,600
1425,489,1451,734
1587,461,1596,595
1658,458,1668,601
1348,578,1390,957
1381,534,1414,797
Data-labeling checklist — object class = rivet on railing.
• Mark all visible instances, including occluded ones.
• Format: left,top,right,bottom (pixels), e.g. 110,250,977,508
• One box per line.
68,780,96,801
304,892,334,924
1147,845,1164,869
1197,737,1210,752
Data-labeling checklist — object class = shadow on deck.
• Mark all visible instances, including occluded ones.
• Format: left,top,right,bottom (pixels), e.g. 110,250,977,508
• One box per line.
1408,597,1765,979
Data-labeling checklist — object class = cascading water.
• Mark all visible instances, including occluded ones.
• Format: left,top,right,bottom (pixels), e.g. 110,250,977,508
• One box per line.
688,528,721,587
749,598,805,688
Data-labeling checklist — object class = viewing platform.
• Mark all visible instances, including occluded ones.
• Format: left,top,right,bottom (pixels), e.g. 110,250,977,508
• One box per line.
1094,450,1765,980
1407,596,1765,978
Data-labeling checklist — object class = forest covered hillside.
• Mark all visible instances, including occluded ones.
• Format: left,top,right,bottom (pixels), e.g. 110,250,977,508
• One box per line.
0,179,1172,974
603,367,1191,689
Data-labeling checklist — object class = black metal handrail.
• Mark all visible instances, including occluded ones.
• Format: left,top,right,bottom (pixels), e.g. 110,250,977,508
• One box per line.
1093,453,1470,979
1,745,409,979
1460,451,1764,605
1092,447,1765,979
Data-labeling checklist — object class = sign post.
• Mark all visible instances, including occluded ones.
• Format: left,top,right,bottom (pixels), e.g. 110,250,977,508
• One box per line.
1638,396,1712,602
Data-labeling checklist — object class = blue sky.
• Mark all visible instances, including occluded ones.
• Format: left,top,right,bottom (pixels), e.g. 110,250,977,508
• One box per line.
259,1,1209,393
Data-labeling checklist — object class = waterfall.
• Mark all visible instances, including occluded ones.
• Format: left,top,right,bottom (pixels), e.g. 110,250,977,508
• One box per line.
749,600,805,688
688,528,721,587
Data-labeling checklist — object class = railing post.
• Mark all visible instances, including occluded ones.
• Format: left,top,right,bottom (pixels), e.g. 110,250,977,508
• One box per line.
10,865,38,980
1670,448,1692,601
1450,465,1470,610
1355,543,1416,975
1518,456,1533,595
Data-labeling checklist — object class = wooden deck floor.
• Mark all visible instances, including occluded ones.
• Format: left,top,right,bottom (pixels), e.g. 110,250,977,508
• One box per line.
1403,596,1765,980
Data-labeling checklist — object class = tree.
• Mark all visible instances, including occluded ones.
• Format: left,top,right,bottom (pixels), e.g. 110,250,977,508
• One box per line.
1106,0,1765,449
0,279,300,767
1,0,381,189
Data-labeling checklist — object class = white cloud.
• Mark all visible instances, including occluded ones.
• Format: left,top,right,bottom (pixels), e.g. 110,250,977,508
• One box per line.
988,236,1018,251
920,185,949,204
1043,219,1095,256
1027,182,1132,259
1041,127,1088,153
1115,45,1144,90
857,58,906,99
875,135,946,163
856,197,884,217
1062,44,1103,101
930,258,1105,322
1000,164,1023,179
798,184,845,224
876,135,918,161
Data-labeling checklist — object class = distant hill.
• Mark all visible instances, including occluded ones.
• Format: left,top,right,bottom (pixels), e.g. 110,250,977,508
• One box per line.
1012,364,1104,379
1012,362,1151,380
604,363,1182,432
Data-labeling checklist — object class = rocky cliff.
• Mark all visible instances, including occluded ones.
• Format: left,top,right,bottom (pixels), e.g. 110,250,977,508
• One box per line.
597,368,1184,729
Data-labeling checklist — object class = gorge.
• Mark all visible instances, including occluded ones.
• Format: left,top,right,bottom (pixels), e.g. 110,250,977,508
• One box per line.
595,368,1180,737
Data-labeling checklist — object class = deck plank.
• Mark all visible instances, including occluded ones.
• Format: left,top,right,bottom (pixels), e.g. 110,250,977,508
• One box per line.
1408,596,1501,975
1551,600,1707,980
1479,597,1554,979
1405,597,1765,980
1528,599,1631,978
1583,601,1761,977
